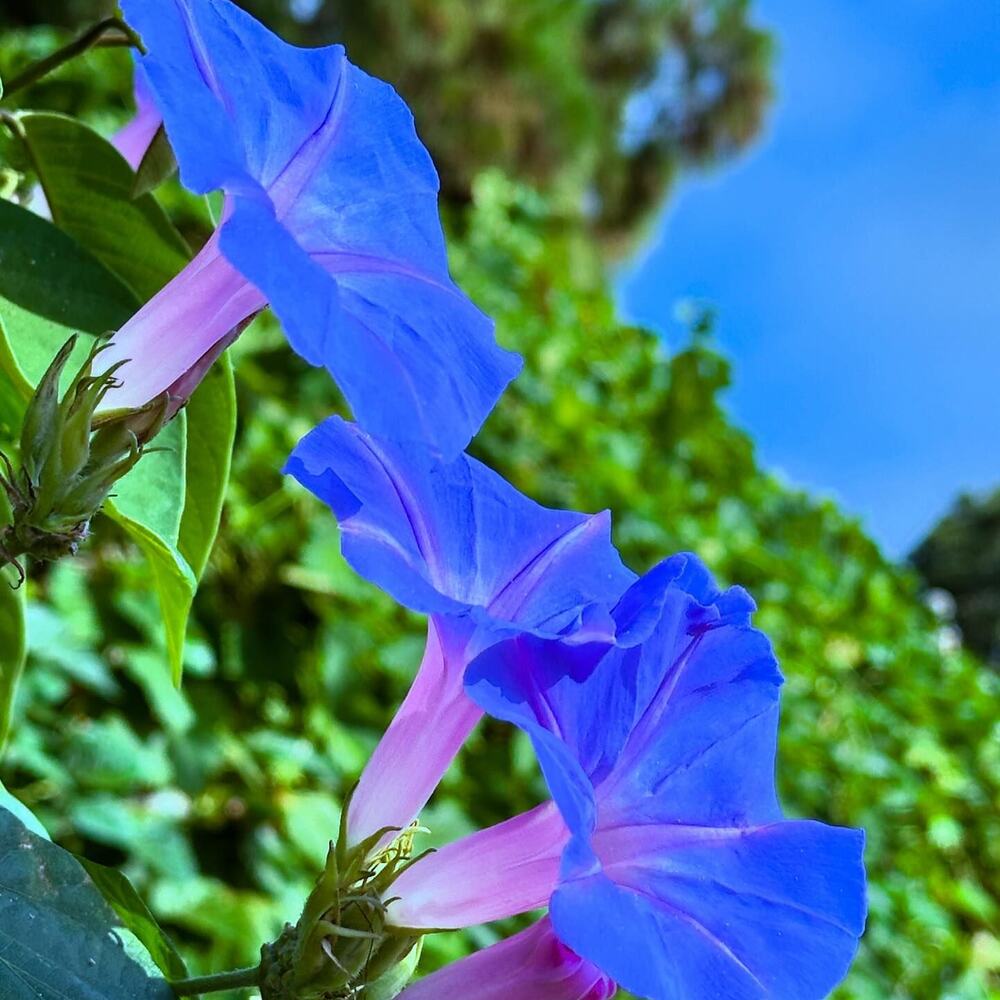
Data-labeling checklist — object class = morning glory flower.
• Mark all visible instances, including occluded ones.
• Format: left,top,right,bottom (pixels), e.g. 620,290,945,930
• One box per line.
398,918,615,1000
389,554,867,1000
284,415,633,845
100,0,521,456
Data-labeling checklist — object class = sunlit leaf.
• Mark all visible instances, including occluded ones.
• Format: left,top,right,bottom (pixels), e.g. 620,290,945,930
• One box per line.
78,858,188,982
178,353,236,581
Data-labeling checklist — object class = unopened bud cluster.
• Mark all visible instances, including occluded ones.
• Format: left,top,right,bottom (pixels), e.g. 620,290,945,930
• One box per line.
0,335,168,579
259,799,427,1000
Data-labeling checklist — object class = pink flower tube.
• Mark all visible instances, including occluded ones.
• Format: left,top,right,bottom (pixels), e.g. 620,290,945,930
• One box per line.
101,225,265,412
391,802,567,929
346,618,483,846
112,71,162,170
398,918,615,1000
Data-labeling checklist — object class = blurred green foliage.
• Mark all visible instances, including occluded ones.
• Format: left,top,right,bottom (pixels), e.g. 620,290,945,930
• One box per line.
913,488,1000,667
1,7,998,1000
1,0,772,249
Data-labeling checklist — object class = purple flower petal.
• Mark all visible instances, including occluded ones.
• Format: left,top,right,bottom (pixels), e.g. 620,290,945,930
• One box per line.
285,416,634,627
460,553,866,999
553,822,865,1000
106,0,519,455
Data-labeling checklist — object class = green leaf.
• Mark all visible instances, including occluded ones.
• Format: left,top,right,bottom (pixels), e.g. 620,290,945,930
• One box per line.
77,858,188,982
0,564,27,754
131,124,178,200
113,415,188,549
8,114,236,677
178,353,236,581
365,940,423,1000
0,198,137,388
0,230,194,681
0,781,48,840
0,191,231,683
104,511,197,686
14,111,189,301
0,805,174,999
0,316,30,446
105,413,198,681
0,116,236,683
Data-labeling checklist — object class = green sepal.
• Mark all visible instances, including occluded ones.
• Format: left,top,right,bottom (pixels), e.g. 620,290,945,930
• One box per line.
0,337,169,571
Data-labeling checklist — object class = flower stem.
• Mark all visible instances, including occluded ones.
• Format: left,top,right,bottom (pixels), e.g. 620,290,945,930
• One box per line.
169,965,261,996
2,17,145,98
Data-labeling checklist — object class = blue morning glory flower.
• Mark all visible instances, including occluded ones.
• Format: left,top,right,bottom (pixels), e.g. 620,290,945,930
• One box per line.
285,416,633,844
391,553,867,1000
101,0,521,456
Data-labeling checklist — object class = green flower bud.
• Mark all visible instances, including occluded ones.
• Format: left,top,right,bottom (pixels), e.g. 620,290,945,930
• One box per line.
0,336,170,579
258,791,431,1000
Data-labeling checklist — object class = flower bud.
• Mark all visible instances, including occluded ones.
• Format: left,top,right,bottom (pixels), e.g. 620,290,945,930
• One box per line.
258,793,428,1000
0,336,169,578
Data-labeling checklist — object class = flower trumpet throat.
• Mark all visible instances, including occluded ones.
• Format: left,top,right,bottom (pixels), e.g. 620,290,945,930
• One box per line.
0,336,169,578
260,809,428,1000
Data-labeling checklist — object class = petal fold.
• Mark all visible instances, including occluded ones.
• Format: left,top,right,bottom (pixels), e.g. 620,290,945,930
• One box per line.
285,416,633,627
398,918,615,1000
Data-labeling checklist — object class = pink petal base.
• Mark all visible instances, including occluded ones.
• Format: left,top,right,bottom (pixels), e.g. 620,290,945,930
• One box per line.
98,231,265,412
389,800,568,929
398,917,616,1000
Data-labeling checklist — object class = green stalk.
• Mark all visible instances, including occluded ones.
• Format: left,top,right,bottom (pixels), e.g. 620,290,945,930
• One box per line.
169,965,261,996
2,17,144,98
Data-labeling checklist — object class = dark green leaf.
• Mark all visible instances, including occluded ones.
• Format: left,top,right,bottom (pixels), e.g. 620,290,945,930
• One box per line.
77,857,188,982
131,124,178,200
15,112,189,301
0,198,136,388
0,805,174,999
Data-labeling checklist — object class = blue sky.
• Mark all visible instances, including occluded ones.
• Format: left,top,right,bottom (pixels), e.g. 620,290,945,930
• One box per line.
618,0,1000,556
